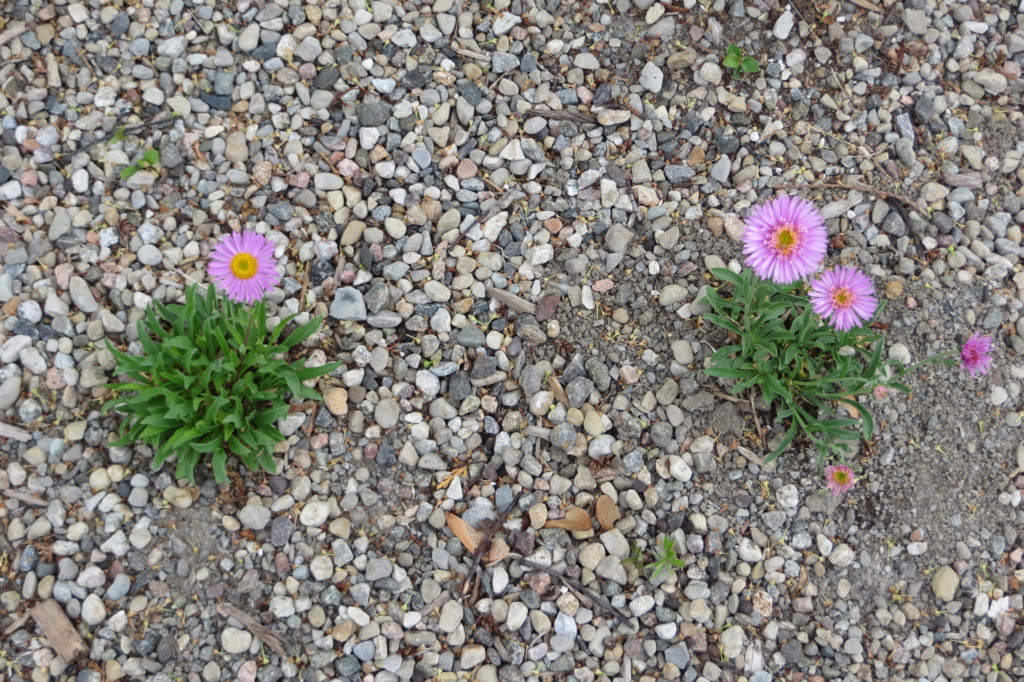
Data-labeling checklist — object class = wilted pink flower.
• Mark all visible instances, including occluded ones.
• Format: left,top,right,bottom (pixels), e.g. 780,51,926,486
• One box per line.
808,266,878,332
960,332,993,378
742,195,828,284
208,231,281,304
825,464,855,496
873,385,889,401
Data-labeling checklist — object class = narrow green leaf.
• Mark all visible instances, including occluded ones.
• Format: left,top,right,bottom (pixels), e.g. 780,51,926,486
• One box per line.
765,423,798,463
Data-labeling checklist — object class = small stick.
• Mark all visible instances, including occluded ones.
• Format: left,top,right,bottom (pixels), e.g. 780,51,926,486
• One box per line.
459,490,523,598
773,182,920,212
3,489,48,507
297,262,311,313
453,207,502,247
749,390,766,448
484,286,536,315
517,559,635,631
216,603,288,658
61,115,176,158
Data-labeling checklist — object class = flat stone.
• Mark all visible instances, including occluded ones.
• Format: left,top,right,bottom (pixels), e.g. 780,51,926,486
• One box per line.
330,287,367,321
299,501,330,527
932,565,960,601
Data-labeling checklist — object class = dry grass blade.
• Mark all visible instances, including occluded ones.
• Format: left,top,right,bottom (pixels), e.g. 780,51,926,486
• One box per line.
595,495,622,531
547,375,570,408
446,512,483,553
485,538,511,566
847,0,884,13
544,507,592,531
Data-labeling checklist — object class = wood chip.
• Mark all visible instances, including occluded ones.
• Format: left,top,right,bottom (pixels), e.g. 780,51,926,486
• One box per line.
3,489,48,507
941,172,984,189
485,285,536,315
216,603,288,658
31,600,88,663
596,495,622,531
0,24,30,48
0,421,32,442
544,507,592,532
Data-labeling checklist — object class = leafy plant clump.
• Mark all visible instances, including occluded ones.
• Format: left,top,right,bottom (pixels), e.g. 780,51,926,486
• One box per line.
723,44,760,77
120,148,160,180
703,268,951,464
626,535,687,580
103,284,339,484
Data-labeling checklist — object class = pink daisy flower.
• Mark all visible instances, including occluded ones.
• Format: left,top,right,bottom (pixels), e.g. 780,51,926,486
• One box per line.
960,332,993,378
742,195,828,284
208,231,281,304
824,464,855,496
808,266,878,332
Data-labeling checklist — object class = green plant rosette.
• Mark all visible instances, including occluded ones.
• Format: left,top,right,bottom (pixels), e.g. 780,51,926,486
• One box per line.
103,284,340,484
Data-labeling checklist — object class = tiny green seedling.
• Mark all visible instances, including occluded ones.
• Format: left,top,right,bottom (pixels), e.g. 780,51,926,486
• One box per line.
723,45,760,77
120,148,160,180
644,536,687,580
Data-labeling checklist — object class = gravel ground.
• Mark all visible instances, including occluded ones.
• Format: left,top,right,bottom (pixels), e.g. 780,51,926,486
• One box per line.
2,0,1024,681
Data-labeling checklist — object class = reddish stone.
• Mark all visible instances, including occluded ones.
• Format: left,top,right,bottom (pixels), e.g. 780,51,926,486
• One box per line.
535,292,560,321
592,279,614,293
456,158,478,180
543,217,562,233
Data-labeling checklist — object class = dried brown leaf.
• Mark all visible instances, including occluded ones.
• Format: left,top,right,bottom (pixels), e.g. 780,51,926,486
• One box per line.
446,512,483,553
595,495,622,531
544,507,592,532
485,538,511,566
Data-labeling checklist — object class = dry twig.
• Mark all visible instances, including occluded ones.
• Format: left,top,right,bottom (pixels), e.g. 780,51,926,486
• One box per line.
216,603,289,658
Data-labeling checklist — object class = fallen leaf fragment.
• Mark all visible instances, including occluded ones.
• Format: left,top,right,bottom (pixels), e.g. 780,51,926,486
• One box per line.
596,495,622,531
485,538,511,566
544,506,592,532
446,512,483,554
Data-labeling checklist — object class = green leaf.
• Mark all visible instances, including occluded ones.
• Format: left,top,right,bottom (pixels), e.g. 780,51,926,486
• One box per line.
110,126,126,143
710,268,743,287
211,449,229,483
726,44,742,58
704,366,755,380
704,313,742,336
296,362,342,381
722,54,740,69
765,422,798,463
142,148,160,167
741,56,760,73
120,165,140,180
280,317,322,350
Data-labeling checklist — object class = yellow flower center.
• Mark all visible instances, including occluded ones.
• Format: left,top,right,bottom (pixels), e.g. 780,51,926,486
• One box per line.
830,287,854,310
832,470,850,483
772,225,799,257
230,253,258,280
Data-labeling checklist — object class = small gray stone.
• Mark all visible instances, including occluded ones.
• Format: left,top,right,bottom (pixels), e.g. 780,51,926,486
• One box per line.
605,224,634,253
932,565,960,601
639,62,664,93
221,627,253,654
299,501,330,527
330,287,367,321
239,505,272,530
69,277,98,313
